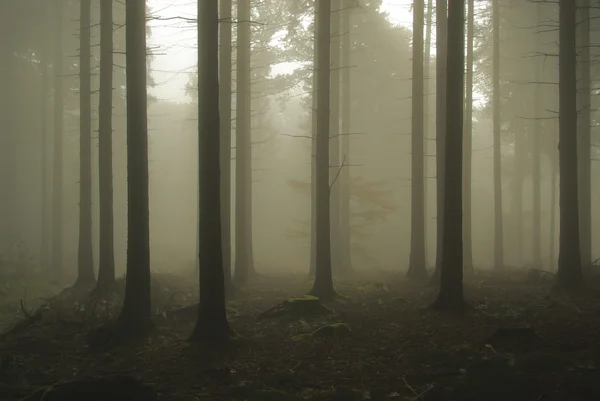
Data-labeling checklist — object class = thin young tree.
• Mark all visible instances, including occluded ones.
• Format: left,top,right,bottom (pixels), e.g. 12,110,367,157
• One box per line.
431,0,447,284
51,0,65,281
95,0,116,294
219,0,234,295
190,0,234,343
233,0,253,285
310,0,337,301
531,2,542,268
432,0,465,311
75,0,96,289
309,3,319,278
492,0,504,270
463,0,474,272
556,0,583,289
423,0,433,267
116,0,153,337
407,0,428,282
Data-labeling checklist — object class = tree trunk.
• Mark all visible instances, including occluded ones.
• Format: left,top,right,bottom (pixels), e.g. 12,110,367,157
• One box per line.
117,0,153,337
339,0,352,273
423,0,433,268
310,0,336,301
549,132,557,270
51,0,65,281
96,0,116,293
39,4,50,272
556,0,583,289
233,0,253,285
577,0,591,268
492,0,504,270
512,131,524,265
531,35,542,268
190,0,234,343
219,0,234,294
430,0,447,285
432,0,464,311
75,0,96,288
309,2,319,278
463,0,474,272
330,0,342,275
407,0,428,282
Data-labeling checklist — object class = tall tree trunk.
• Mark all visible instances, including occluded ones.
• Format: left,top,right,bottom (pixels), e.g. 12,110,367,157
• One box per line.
219,0,234,294
432,0,464,310
492,0,504,270
310,0,336,301
339,0,352,273
75,0,96,288
423,0,433,267
407,0,428,282
190,0,234,343
463,0,474,272
330,0,342,274
39,4,50,272
512,131,524,265
309,2,319,277
117,0,153,337
577,0,592,268
556,0,583,289
96,0,116,293
233,0,253,285
531,27,542,268
51,0,65,281
431,0,447,284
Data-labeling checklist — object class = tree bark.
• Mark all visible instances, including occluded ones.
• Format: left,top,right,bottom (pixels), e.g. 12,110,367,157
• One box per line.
51,0,65,281
492,0,504,270
233,0,253,285
463,0,474,272
339,0,352,273
577,0,592,268
407,0,428,282
432,0,464,311
75,0,96,288
431,0,446,285
117,0,153,337
309,2,319,278
219,0,234,294
39,4,50,272
423,0,433,268
190,0,234,343
330,0,342,274
96,0,116,293
310,0,336,301
556,0,583,289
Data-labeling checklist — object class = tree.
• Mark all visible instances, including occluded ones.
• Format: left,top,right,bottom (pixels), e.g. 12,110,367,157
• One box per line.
531,1,542,268
463,0,474,272
39,2,50,273
95,0,116,294
432,0,464,310
556,0,583,289
431,0,447,284
116,0,153,337
234,0,254,285
219,0,234,294
74,0,95,289
339,0,352,273
407,0,428,282
330,0,342,274
492,0,504,270
577,0,591,268
51,0,65,281
190,0,234,343
310,0,336,301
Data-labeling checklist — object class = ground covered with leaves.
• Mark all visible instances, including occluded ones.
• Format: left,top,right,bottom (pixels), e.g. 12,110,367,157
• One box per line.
1,268,600,401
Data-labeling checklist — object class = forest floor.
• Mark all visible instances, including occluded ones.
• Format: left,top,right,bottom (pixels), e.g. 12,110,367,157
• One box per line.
1,268,600,401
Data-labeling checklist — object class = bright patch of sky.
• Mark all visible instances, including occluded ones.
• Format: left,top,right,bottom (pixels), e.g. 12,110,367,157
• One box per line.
147,0,413,103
